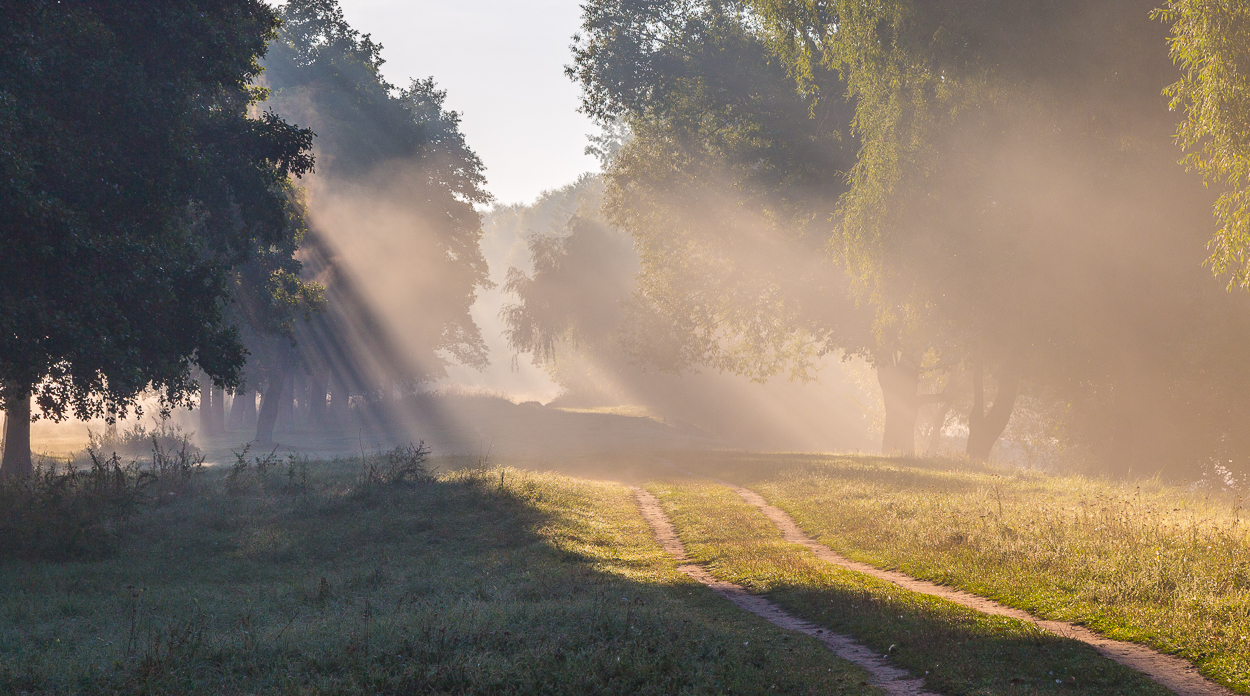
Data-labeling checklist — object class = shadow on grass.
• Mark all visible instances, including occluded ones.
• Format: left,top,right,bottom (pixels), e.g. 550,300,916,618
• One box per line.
0,459,877,695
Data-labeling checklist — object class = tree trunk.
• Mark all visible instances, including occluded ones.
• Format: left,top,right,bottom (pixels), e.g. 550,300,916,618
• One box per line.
243,389,258,429
1,390,32,478
876,357,921,456
329,374,350,426
308,371,328,425
278,370,297,432
210,386,227,434
967,363,1022,461
924,371,959,456
926,400,953,456
199,379,215,436
256,358,293,445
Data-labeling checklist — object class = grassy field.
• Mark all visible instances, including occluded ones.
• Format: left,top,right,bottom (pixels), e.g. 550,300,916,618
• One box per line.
0,451,880,695
669,451,1250,694
650,480,1172,696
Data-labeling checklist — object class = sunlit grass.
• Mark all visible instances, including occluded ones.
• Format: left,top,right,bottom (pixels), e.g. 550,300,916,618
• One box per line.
651,479,1172,696
0,458,878,694
673,452,1250,694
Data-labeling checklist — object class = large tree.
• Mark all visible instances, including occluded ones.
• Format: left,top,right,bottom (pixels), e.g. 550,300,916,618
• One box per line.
1157,0,1250,288
753,0,1250,473
571,0,965,454
0,1,313,475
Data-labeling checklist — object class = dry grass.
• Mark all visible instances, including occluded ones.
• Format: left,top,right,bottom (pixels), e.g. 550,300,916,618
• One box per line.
671,452,1250,694
650,479,1173,696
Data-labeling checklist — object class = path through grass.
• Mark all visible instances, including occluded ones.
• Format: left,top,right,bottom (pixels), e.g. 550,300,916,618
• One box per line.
670,452,1250,694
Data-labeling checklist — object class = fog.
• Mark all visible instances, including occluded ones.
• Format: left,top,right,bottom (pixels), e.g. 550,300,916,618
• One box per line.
16,0,1250,487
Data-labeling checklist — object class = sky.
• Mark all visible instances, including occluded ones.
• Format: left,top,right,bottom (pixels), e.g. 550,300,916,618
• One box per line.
335,0,600,207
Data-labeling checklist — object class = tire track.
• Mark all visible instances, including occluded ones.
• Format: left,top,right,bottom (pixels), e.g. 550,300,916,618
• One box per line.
718,481,1235,696
632,486,938,696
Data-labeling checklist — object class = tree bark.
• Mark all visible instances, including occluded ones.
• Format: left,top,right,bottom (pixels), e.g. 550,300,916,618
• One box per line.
924,372,959,456
876,356,921,455
199,379,215,436
308,371,328,425
329,373,350,425
210,386,227,434
256,357,293,445
1,390,32,478
967,362,1022,461
228,389,258,431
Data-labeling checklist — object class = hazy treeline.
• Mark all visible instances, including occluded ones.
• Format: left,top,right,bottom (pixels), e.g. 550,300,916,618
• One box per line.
497,0,1250,479
179,0,497,445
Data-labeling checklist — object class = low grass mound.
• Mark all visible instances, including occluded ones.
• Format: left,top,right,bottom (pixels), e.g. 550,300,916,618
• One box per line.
0,452,878,695
671,452,1250,694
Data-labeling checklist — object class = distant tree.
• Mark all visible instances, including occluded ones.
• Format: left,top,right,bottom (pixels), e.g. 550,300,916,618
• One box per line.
1156,0,1250,288
0,1,313,475
571,0,957,453
260,0,494,431
500,175,640,402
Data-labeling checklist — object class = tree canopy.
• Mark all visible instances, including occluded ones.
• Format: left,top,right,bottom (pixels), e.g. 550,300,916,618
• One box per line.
0,0,313,473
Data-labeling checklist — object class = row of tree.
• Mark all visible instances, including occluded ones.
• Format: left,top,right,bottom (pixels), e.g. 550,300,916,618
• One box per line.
502,0,1250,477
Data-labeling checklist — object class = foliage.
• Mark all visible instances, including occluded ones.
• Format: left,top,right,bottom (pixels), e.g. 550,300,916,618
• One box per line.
571,0,868,382
500,175,640,398
263,0,493,375
1156,0,1250,288
0,1,314,420
0,442,203,561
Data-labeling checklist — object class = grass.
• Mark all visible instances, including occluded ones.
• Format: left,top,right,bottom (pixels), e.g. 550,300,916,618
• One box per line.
669,451,1250,694
0,452,881,695
650,480,1173,696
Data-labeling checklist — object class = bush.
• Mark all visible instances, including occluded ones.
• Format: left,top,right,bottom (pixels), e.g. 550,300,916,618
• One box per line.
0,436,205,561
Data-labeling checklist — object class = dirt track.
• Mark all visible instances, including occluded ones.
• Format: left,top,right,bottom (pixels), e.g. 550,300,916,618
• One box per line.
632,486,937,696
715,480,1236,696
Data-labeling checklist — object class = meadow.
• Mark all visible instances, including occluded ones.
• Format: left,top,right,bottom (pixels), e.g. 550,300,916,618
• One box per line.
669,452,1250,693
0,448,877,695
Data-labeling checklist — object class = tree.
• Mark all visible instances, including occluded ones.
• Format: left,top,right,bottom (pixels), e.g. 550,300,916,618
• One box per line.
1156,0,1250,288
572,0,969,454
255,1,497,439
751,0,1250,472
0,1,313,475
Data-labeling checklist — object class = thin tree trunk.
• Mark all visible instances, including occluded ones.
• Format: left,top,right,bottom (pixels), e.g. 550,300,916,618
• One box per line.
308,371,328,425
925,371,959,456
199,379,215,436
210,386,227,434
1,390,32,478
329,373,350,426
227,389,246,430
256,356,293,445
967,363,1022,461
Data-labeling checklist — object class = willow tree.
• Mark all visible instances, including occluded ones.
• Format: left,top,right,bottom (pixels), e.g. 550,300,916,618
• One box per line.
0,2,313,475
751,0,1248,467
569,0,910,443
1157,0,1250,288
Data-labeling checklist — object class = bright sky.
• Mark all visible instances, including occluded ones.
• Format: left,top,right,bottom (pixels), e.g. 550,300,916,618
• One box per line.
336,0,600,207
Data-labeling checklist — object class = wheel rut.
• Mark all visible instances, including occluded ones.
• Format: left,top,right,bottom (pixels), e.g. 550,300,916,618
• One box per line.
700,475,1235,696
632,486,938,696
